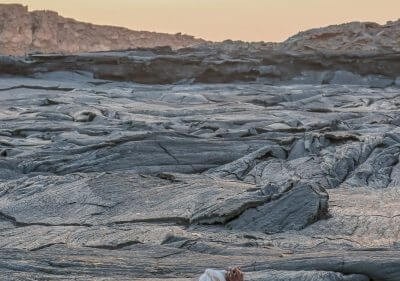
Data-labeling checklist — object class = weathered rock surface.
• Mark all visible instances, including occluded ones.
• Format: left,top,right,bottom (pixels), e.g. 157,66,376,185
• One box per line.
0,70,399,280
2,5,400,279
0,4,204,56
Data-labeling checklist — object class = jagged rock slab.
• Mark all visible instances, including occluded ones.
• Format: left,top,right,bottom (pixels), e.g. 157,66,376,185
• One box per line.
0,171,328,234
227,182,328,233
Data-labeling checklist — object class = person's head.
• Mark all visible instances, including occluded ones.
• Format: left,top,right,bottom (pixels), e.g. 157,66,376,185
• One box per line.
226,267,243,281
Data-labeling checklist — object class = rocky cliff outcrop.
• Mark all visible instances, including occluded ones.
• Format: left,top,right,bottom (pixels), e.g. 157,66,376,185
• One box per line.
0,4,205,55
2,4,400,57
281,20,400,54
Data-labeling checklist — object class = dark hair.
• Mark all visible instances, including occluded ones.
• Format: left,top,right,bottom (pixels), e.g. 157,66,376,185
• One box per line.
226,267,244,281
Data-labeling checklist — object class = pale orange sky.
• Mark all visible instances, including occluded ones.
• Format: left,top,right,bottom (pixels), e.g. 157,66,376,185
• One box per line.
2,0,400,42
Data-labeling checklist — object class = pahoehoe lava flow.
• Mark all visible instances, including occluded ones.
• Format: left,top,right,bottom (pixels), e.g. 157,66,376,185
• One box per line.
0,3,400,281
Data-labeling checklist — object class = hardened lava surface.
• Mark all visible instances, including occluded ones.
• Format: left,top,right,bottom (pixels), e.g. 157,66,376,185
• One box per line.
0,71,399,280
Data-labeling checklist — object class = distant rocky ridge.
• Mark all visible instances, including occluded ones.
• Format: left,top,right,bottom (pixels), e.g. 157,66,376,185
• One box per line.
2,4,400,87
0,4,205,55
281,20,400,54
2,4,400,57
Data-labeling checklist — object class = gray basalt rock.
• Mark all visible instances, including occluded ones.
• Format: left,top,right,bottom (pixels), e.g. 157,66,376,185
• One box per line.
0,172,328,235
364,74,394,88
289,71,334,85
395,77,400,87
330,71,368,86
0,68,400,280
72,110,99,122
246,270,369,281
228,182,329,233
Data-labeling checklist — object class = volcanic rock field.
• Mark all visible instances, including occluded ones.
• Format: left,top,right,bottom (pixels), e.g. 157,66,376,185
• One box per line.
0,4,400,281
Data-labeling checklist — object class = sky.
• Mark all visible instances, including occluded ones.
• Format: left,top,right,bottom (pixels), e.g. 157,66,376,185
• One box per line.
2,0,400,42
